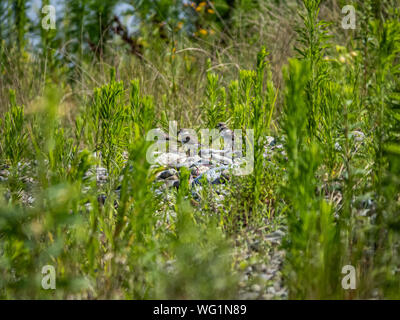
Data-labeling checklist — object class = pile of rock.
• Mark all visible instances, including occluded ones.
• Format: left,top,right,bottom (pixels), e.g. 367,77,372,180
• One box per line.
152,131,282,192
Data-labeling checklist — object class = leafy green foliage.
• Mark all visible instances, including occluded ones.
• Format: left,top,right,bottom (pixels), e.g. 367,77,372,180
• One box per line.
87,76,129,174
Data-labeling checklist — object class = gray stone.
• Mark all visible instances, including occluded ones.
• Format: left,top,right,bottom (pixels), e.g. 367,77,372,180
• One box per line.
259,274,273,282
154,152,187,166
267,287,276,295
